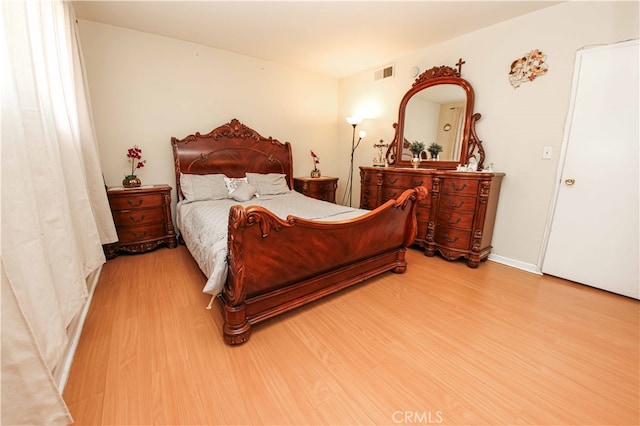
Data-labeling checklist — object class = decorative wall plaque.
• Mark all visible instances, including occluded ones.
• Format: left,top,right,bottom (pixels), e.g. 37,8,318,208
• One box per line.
509,49,548,88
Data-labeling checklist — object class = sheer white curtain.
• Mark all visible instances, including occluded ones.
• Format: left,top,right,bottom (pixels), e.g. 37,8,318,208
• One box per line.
1,1,117,424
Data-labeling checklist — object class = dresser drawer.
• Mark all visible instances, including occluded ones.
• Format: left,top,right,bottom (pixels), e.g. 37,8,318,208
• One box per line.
360,170,378,185
116,223,167,243
109,193,163,211
381,188,405,202
418,190,432,207
416,219,429,241
436,209,474,229
383,173,428,189
415,205,431,222
434,225,472,250
112,207,165,227
439,194,477,213
360,184,378,209
441,179,479,196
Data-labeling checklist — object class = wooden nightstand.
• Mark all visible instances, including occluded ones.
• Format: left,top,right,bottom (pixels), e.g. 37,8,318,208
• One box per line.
293,176,338,203
104,184,177,259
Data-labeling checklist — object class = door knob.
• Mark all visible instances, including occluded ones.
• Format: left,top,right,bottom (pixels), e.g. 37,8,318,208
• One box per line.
565,178,575,186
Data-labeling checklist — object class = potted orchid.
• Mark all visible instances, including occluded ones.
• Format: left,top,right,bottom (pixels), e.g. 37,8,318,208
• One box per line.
310,150,321,178
123,145,146,188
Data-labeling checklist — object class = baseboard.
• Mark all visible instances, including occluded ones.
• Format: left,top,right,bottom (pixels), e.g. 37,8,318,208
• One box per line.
488,254,541,275
54,265,103,392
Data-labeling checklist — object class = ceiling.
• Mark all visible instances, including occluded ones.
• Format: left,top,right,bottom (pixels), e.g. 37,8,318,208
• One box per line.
72,1,561,78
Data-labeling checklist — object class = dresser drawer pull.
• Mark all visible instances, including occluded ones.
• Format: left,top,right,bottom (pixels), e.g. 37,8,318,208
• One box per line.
412,180,424,186
448,199,465,208
388,178,398,184
131,230,148,239
443,233,459,243
127,199,144,207
450,182,467,191
129,214,145,223
446,215,461,225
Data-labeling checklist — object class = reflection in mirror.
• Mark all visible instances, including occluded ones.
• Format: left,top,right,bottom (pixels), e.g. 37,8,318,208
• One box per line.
387,60,485,170
402,84,467,162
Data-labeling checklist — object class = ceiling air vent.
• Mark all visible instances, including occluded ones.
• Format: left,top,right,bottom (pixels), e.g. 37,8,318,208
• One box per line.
374,64,394,81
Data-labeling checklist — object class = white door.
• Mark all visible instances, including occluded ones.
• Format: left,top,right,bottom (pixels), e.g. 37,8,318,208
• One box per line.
542,40,639,299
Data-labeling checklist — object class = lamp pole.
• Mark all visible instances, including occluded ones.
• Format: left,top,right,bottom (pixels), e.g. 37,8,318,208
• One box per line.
348,123,357,207
343,117,365,207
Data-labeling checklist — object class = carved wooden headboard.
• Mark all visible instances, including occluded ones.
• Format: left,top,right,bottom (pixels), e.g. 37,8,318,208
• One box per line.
171,119,294,200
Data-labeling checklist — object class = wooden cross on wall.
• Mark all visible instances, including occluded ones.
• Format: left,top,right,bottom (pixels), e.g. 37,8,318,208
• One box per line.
456,58,466,74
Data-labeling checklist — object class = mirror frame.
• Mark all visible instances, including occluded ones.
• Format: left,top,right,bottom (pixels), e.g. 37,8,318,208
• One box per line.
386,64,485,170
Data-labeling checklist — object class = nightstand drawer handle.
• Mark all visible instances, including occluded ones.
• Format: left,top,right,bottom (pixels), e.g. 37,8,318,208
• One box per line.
129,214,145,223
127,199,144,207
131,230,148,239
450,183,467,191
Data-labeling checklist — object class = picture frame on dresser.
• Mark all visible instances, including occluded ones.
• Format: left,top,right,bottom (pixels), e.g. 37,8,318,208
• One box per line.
361,59,503,267
103,184,178,259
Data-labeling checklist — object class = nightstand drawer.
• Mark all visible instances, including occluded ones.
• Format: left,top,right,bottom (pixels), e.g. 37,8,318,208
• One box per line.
108,193,163,211
116,223,167,243
112,208,164,227
104,184,177,258
293,176,338,204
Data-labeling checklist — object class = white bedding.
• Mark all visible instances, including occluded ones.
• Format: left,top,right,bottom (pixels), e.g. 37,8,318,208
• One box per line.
177,190,368,297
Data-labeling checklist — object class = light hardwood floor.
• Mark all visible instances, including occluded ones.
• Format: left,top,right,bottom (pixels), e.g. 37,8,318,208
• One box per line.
63,246,639,425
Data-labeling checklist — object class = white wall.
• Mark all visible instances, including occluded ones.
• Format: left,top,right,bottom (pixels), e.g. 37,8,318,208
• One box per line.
78,20,339,210
338,1,639,269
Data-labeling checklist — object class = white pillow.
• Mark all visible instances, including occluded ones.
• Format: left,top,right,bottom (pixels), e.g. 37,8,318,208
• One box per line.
229,181,257,201
224,177,248,195
180,173,228,201
246,173,290,196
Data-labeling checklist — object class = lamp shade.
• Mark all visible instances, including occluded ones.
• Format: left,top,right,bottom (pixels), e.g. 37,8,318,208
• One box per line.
346,116,362,126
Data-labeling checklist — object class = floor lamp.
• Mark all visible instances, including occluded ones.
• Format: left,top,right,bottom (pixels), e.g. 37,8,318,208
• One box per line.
342,116,366,207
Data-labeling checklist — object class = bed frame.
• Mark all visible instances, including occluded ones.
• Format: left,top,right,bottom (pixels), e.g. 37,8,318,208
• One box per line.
172,119,427,345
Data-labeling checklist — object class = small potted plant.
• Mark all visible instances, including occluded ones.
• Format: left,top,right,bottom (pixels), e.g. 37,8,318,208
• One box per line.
427,142,443,160
408,140,425,156
408,141,425,168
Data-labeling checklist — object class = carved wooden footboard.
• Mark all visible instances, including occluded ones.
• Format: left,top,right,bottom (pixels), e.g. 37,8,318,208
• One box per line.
220,186,427,345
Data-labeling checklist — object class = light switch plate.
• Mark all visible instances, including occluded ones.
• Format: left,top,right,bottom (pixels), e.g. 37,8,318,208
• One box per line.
542,146,553,159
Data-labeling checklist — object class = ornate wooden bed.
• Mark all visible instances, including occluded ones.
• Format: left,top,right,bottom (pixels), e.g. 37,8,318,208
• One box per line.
171,119,427,345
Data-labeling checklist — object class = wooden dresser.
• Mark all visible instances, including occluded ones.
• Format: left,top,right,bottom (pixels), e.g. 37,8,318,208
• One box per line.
360,167,503,267
104,184,177,259
294,176,338,203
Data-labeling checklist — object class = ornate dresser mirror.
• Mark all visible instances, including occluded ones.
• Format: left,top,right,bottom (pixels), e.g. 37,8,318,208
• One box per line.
387,59,485,170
